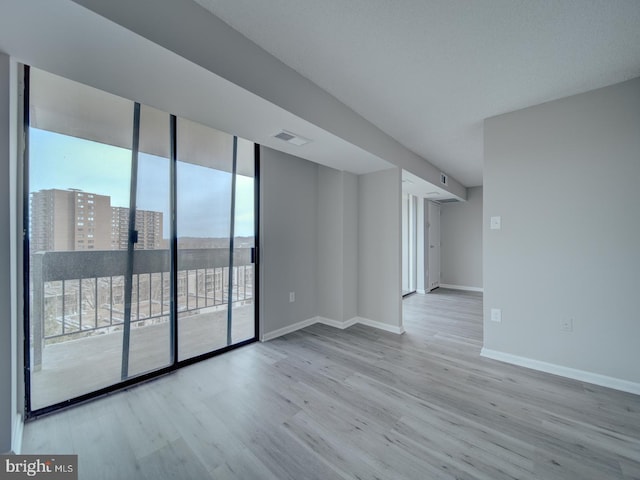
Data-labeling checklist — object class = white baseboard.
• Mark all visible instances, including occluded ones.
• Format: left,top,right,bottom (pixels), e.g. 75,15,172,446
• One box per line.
262,315,405,340
261,317,317,341
316,316,358,330
481,348,640,396
440,284,484,293
11,413,23,454
356,317,405,335
417,289,427,295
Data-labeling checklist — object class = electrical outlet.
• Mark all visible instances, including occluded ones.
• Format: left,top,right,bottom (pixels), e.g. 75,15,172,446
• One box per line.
289,292,295,303
490,308,502,323
560,318,573,332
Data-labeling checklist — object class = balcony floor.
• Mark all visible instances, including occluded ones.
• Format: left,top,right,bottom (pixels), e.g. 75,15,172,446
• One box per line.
30,303,255,410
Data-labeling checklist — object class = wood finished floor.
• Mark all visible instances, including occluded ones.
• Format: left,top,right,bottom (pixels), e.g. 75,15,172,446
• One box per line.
23,289,640,479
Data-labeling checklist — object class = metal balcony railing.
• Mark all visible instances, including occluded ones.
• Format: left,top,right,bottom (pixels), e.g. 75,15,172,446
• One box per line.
30,248,254,370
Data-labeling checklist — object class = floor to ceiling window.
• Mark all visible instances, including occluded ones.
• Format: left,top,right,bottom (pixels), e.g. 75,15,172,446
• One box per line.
24,66,258,415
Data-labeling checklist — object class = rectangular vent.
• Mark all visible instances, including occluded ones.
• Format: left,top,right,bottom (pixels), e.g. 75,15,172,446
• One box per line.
440,173,448,185
439,198,460,203
273,130,311,146
274,131,295,142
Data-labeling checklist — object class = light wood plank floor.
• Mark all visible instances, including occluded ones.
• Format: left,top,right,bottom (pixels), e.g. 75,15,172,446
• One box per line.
23,289,640,479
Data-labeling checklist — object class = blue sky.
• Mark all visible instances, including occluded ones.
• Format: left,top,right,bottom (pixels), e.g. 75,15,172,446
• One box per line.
30,128,255,238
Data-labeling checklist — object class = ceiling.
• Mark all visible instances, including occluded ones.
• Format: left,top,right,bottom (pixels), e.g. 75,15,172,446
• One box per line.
0,0,395,177
193,0,640,187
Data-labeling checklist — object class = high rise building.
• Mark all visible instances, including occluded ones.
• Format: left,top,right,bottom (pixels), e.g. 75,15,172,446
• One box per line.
111,207,163,250
31,189,112,252
31,189,163,252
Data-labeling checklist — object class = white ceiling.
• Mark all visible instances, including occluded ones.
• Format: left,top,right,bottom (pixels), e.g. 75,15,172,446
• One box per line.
193,0,640,187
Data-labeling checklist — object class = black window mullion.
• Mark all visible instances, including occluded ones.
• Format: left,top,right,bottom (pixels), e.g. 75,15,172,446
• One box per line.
226,136,238,346
169,115,178,364
23,64,32,415
120,102,141,381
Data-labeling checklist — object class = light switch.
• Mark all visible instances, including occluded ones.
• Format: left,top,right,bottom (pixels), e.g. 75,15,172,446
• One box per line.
490,216,501,230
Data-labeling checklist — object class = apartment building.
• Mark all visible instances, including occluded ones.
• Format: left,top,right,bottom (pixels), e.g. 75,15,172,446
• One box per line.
31,189,111,252
111,206,163,250
31,189,163,252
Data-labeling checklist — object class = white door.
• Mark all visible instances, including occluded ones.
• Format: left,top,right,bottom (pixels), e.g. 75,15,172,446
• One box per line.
427,201,441,291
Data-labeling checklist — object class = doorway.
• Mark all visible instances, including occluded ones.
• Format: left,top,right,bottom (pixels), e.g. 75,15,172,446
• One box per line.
427,201,441,291
402,193,418,296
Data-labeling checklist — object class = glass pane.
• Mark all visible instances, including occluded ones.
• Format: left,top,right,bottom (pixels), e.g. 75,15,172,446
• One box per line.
126,105,171,378
231,139,255,344
176,118,233,361
28,67,133,409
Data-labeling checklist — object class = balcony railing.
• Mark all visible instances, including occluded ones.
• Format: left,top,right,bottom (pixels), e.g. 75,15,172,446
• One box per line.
30,248,254,370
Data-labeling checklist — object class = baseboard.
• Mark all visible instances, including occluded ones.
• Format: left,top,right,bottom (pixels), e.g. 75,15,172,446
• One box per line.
261,315,405,341
261,317,318,341
417,289,427,295
11,413,23,455
481,348,640,395
356,317,405,335
440,284,484,293
316,316,358,330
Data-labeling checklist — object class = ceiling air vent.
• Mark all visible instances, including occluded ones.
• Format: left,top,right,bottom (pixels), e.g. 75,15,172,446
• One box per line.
273,130,311,146
439,198,460,203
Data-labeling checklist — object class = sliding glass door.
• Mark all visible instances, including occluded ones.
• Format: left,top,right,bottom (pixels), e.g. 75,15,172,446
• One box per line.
175,118,256,360
25,66,258,415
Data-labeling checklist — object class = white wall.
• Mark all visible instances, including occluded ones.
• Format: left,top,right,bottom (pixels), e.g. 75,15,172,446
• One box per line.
484,77,640,389
0,51,12,453
260,147,318,335
358,168,403,330
441,186,483,289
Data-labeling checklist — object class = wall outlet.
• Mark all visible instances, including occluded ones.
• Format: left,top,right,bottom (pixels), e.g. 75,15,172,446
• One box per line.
490,216,502,230
490,308,502,323
289,292,295,303
560,318,573,332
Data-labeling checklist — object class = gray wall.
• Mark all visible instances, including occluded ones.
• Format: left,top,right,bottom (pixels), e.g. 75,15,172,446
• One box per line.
1,52,12,453
260,147,318,334
441,186,483,289
317,166,358,322
484,77,640,384
317,166,343,321
261,152,402,335
358,168,402,328
342,173,358,321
